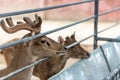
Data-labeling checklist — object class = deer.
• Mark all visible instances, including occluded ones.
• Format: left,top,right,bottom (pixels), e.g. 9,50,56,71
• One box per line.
0,15,90,80
0,14,65,80
32,33,90,80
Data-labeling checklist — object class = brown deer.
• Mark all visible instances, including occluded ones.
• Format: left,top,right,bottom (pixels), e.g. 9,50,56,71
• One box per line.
0,15,64,80
0,15,90,80
33,33,90,80
0,38,19,65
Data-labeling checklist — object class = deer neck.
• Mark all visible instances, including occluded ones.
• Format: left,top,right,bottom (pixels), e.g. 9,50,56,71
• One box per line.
10,48,34,68
50,52,69,75
1,44,37,80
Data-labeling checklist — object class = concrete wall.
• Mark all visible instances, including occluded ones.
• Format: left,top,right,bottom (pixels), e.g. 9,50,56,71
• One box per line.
0,0,119,21
45,0,94,20
0,0,45,19
45,0,120,21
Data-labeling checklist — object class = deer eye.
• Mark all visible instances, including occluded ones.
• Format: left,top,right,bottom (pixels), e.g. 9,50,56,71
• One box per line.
40,40,50,46
40,40,46,43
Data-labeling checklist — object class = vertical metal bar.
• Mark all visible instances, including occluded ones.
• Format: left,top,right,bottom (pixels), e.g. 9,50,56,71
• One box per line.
100,46,111,72
94,0,99,49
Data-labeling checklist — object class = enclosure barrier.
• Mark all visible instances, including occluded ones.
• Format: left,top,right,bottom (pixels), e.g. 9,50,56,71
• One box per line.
0,0,120,80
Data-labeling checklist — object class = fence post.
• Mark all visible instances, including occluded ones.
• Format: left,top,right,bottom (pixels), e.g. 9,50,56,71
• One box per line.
94,0,99,49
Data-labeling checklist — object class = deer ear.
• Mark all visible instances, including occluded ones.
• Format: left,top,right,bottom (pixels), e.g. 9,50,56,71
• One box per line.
58,36,64,44
0,49,3,54
71,32,75,39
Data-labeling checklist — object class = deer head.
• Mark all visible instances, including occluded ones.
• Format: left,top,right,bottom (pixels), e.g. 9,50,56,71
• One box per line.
58,32,90,59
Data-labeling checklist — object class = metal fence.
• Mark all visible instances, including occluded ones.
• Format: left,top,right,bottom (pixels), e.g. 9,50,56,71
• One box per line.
0,0,120,80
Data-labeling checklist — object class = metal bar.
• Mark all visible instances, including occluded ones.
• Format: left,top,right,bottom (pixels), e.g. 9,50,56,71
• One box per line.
94,0,99,49
0,0,95,18
98,22,120,34
0,57,51,80
100,46,111,72
97,37,120,42
65,22,119,49
99,7,120,17
0,16,95,49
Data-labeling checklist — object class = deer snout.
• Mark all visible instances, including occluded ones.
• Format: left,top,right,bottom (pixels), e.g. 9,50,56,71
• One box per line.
86,52,90,58
81,52,90,59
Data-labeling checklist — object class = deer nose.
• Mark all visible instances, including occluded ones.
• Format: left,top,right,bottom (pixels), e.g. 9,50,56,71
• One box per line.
86,52,91,58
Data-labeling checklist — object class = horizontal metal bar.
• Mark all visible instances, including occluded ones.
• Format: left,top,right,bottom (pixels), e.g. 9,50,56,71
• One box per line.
0,0,95,18
0,57,51,80
65,22,120,49
0,16,95,49
99,7,120,16
97,37,120,42
98,22,120,34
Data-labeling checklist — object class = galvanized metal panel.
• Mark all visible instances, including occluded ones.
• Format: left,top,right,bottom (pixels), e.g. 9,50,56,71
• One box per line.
112,42,120,61
49,48,109,80
102,42,120,71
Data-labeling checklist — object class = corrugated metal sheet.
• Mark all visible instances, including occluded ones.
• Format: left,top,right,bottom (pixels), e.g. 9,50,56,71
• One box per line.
102,42,120,71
